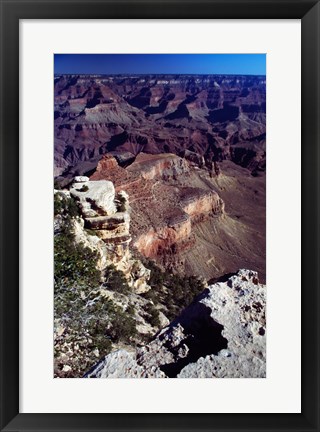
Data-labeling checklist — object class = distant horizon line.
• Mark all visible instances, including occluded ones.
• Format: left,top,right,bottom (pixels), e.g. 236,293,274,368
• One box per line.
54,73,266,77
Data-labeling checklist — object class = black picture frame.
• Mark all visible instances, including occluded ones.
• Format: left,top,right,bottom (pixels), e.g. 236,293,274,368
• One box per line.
0,0,319,431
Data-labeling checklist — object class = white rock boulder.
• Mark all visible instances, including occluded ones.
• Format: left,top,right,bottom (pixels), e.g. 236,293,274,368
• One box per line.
70,180,117,217
74,176,90,183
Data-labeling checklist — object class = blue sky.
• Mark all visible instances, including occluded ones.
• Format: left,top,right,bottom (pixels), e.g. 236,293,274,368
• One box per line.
54,54,266,75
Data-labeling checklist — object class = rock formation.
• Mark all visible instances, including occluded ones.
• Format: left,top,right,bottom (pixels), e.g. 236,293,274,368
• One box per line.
133,212,192,259
58,179,150,293
85,269,266,378
69,178,131,264
180,187,224,221
70,179,117,217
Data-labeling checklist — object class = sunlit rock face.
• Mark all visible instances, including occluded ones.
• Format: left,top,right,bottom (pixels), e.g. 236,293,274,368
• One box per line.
91,154,120,178
180,188,224,220
90,152,190,186
70,178,131,259
133,213,192,259
70,179,117,217
85,269,266,378
67,179,151,293
132,187,224,261
126,153,190,181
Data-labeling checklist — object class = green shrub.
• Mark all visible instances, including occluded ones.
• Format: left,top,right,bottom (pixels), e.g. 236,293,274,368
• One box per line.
54,234,100,290
168,274,205,310
144,302,160,328
147,259,165,288
140,259,205,322
54,254,137,377
54,193,79,218
139,332,154,344
108,310,137,343
142,288,158,303
54,179,62,190
104,265,131,294
85,228,98,237
94,334,113,354
54,193,64,216
166,304,179,322
116,194,127,212
77,184,89,192
126,303,135,315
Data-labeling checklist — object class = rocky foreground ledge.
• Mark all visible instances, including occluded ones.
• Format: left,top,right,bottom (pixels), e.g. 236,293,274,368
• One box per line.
85,269,266,378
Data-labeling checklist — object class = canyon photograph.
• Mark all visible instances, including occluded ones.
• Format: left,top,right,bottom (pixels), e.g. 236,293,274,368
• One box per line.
53,54,266,378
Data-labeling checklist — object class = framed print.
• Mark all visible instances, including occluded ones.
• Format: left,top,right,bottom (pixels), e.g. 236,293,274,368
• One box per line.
0,0,319,431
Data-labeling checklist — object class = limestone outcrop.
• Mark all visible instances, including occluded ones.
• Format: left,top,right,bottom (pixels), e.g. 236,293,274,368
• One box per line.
60,179,151,294
70,179,117,217
85,269,266,378
70,178,131,262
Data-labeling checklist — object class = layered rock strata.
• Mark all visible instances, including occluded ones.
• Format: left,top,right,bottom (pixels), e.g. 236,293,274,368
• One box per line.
66,179,150,293
85,269,266,378
70,178,131,256
133,211,193,259
180,187,224,221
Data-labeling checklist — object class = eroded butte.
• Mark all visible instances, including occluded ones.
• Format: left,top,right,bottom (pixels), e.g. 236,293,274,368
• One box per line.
90,153,265,283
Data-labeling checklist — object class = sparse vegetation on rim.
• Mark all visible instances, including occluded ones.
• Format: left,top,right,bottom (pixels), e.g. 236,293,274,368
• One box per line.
54,196,138,378
103,264,131,295
141,258,206,321
116,193,127,212
74,184,88,192
54,192,79,219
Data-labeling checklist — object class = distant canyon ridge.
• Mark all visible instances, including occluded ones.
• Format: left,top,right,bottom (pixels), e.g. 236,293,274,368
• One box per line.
54,74,266,282
54,74,266,178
